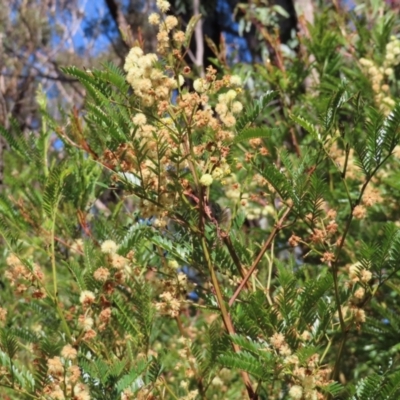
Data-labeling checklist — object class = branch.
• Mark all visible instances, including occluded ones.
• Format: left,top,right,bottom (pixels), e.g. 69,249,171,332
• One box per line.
104,0,134,49
1,71,78,83
193,0,204,76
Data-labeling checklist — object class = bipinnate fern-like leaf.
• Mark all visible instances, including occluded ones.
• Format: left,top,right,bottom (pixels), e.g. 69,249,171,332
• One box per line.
0,194,17,218
308,16,343,78
380,369,400,399
212,245,236,274
230,210,246,232
191,320,228,379
42,164,70,218
353,104,400,179
114,281,155,347
10,328,38,345
303,174,329,220
86,102,125,142
0,329,19,359
117,220,152,255
254,157,295,202
235,91,277,133
233,127,276,144
0,330,35,391
147,356,163,383
362,315,394,340
64,259,86,291
351,368,400,400
0,216,19,247
0,349,36,392
98,62,129,92
0,194,32,246
61,66,111,105
218,351,269,380
113,294,141,341
109,358,127,380
233,291,277,337
358,223,400,282
383,102,400,154
352,374,382,399
149,234,191,265
33,355,50,391
322,381,345,398
79,357,129,399
290,114,322,143
229,334,272,362
0,124,26,155
324,86,349,131
0,119,42,167
208,320,229,362
296,272,333,326
116,360,148,393
370,302,400,336
79,358,111,385
276,288,299,332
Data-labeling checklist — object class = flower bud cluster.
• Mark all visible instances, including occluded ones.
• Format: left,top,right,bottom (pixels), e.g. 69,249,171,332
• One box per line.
216,89,242,127
156,290,182,318
221,173,273,221
267,332,332,399
328,140,361,180
361,184,383,207
4,253,45,298
104,141,176,222
348,263,372,284
339,305,366,326
339,263,372,326
45,350,89,400
154,267,191,318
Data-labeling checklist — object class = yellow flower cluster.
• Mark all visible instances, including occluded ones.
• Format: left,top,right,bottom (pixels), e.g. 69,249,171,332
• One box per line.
216,89,242,127
116,0,251,226
359,36,400,114
197,157,232,189
199,173,213,186
45,355,89,400
384,35,400,71
124,46,179,107
266,332,332,399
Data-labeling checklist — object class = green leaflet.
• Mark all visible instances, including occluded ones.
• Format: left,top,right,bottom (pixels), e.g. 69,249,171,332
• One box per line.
233,127,276,144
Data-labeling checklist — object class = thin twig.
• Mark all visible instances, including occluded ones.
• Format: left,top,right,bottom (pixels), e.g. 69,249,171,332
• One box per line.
229,205,293,307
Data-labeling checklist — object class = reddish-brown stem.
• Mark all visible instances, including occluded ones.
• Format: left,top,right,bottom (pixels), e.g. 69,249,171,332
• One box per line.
200,236,257,399
229,206,292,307
223,236,249,284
